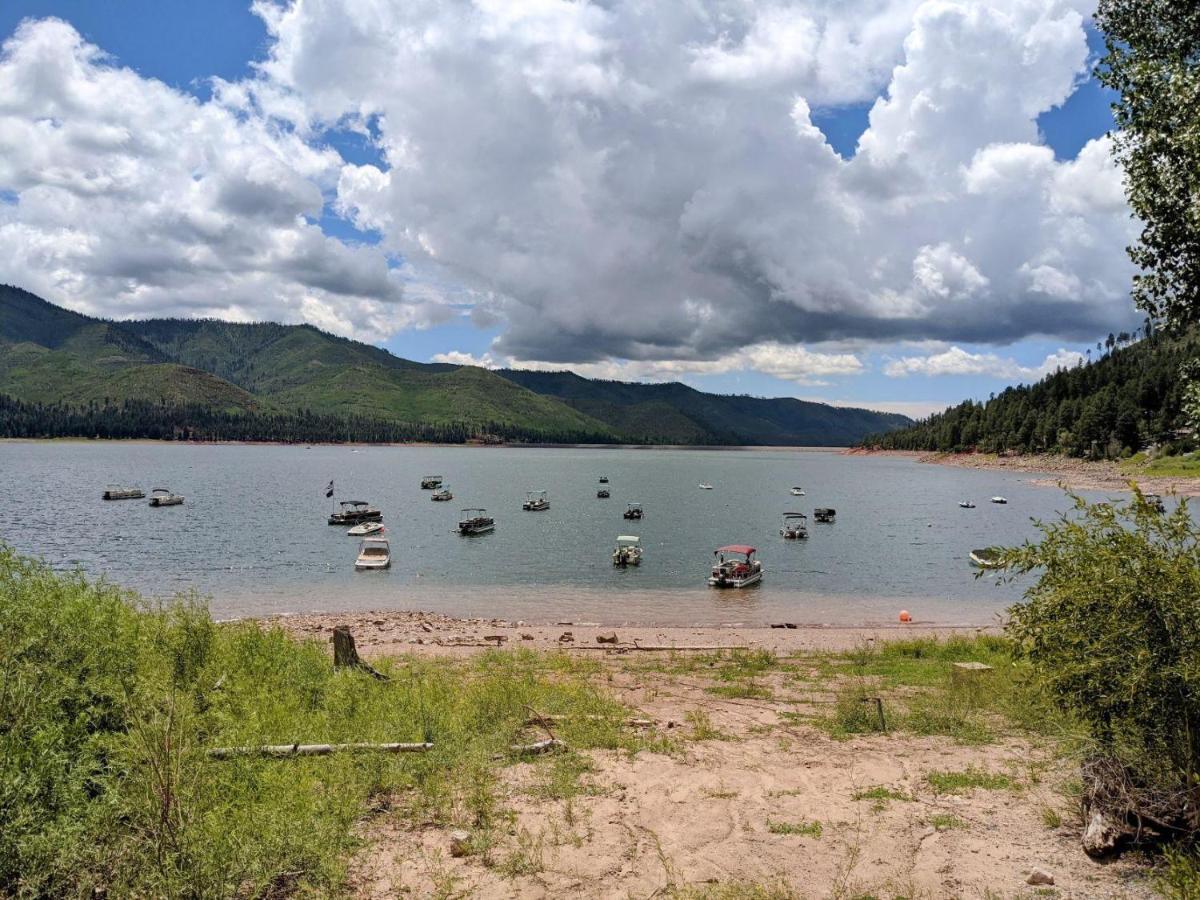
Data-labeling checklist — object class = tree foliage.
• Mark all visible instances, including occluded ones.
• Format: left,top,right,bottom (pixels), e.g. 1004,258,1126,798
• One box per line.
1096,0,1200,330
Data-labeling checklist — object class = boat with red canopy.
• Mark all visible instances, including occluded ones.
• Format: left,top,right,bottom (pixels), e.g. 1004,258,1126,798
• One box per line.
708,545,763,588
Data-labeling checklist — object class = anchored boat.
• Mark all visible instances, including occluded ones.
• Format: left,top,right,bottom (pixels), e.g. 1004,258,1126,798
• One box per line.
814,507,836,523
420,475,444,489
969,547,1003,569
597,488,610,498
790,487,805,496
612,535,643,567
347,521,384,536
959,500,976,509
708,545,763,588
148,488,184,507
623,502,643,520
328,500,383,526
431,486,454,501
698,482,714,490
523,490,550,511
990,496,1008,505
598,475,609,484
103,485,145,500
458,508,495,535
355,536,391,570
780,512,809,540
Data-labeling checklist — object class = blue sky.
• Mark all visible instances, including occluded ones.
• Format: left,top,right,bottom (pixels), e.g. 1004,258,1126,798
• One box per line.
0,2,1131,419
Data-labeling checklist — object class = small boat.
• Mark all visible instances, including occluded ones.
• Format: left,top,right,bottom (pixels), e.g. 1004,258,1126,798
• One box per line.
599,476,609,484
431,486,454,501
328,500,383,526
790,487,805,496
103,485,145,500
623,502,643,520
959,500,976,509
612,534,643,567
355,536,391,570
814,507,836,523
969,547,1003,569
990,496,1008,505
458,508,495,535
1145,493,1166,512
348,521,384,536
708,545,763,588
148,488,184,507
420,475,444,490
780,512,808,540
597,489,610,498
698,482,714,490
522,490,550,511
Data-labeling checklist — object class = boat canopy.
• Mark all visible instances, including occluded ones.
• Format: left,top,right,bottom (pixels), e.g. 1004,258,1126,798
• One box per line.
461,507,487,514
783,512,807,518
716,544,756,556
815,507,836,515
341,500,370,507
617,535,640,544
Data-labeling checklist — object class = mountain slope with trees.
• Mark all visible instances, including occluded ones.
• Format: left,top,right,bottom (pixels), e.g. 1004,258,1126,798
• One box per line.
864,328,1197,457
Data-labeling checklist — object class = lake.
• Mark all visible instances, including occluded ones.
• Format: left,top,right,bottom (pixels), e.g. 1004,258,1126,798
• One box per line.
0,441,1132,625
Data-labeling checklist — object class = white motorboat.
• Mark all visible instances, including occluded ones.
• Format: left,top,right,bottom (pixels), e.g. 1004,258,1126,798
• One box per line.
148,488,184,507
708,545,763,588
612,535,643,567
969,547,1003,569
959,500,976,509
355,536,391,570
328,500,383,526
523,490,550,511
348,521,384,536
431,486,454,501
814,507,836,523
990,496,1008,505
420,475,444,489
458,508,495,535
698,482,714,490
790,487,805,496
780,512,808,540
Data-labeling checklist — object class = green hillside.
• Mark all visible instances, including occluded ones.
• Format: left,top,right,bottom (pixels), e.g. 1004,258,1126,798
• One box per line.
864,328,1198,458
0,284,912,444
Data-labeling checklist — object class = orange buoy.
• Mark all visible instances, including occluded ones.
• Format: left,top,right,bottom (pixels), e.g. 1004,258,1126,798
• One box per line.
899,610,912,623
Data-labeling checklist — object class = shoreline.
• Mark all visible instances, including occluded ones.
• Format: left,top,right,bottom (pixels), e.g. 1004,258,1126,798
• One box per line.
255,608,1005,657
848,447,1200,497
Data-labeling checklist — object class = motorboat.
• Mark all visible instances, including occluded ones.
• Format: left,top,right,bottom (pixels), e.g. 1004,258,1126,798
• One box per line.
708,545,763,588
623,502,644,520
780,512,809,540
814,507,836,523
103,485,145,500
790,487,805,496
599,476,609,484
523,490,550,511
990,496,1008,505
148,488,184,507
348,521,384,536
597,489,611,498
328,500,383,526
698,482,714,490
612,535,643,567
355,536,391,570
458,508,495,535
959,500,976,509
969,547,1003,569
420,475,444,489
431,486,454,501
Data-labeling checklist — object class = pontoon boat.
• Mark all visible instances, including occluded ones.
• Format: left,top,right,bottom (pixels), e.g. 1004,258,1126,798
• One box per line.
623,503,643,520
148,488,184,507
420,475,443,489
348,521,384,536
328,500,383,526
599,475,609,484
355,536,391,570
814,508,836,523
103,485,145,500
612,535,643,567
523,490,550,511
597,489,610,498
708,545,763,588
458,508,495,535
780,512,808,540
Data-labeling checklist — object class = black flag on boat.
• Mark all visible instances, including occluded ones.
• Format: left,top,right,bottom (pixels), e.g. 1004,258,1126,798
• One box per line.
325,480,334,498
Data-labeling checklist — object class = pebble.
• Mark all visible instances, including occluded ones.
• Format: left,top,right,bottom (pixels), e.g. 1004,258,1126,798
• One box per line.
449,830,471,858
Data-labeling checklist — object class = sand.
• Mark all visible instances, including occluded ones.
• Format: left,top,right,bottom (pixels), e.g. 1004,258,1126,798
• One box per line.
259,612,1155,898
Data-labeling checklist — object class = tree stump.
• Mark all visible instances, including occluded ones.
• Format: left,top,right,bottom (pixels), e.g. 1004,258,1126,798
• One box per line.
332,625,388,680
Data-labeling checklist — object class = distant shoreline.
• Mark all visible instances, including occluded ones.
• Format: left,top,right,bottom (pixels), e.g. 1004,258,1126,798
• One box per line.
846,447,1200,497
1,437,850,452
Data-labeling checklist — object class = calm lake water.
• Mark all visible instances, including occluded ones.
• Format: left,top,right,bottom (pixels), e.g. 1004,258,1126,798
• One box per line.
0,441,1137,625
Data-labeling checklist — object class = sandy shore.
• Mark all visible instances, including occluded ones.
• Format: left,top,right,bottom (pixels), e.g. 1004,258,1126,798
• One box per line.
849,448,1200,497
262,608,1003,657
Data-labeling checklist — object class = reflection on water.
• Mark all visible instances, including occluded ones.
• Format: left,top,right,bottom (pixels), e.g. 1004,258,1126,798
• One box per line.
0,442,1133,625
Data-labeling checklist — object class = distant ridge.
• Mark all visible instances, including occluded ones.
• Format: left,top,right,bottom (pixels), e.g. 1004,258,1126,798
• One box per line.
0,285,910,445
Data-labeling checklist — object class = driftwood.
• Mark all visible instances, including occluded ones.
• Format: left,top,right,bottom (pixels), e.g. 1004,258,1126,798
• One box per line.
565,643,750,653
208,741,432,760
1080,754,1199,857
509,738,567,757
333,625,389,680
524,714,655,728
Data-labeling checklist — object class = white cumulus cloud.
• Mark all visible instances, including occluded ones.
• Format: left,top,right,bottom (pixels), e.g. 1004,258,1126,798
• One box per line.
883,345,1084,379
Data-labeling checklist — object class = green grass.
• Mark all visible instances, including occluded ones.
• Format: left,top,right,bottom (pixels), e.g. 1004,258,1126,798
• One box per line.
925,768,1018,795
852,786,912,803
766,820,823,837
0,546,645,898
1124,451,1200,478
928,814,967,831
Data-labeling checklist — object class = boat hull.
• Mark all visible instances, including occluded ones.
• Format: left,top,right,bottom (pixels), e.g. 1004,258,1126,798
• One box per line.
149,497,183,507
355,559,391,570
707,571,762,588
328,511,383,525
459,523,495,535
103,489,145,500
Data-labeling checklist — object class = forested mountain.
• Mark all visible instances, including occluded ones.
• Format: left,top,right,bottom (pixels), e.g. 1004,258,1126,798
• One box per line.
0,285,910,444
864,329,1198,457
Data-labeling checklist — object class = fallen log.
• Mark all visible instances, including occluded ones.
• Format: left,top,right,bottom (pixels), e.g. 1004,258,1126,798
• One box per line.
564,643,750,652
523,714,655,728
207,741,433,760
509,738,567,757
